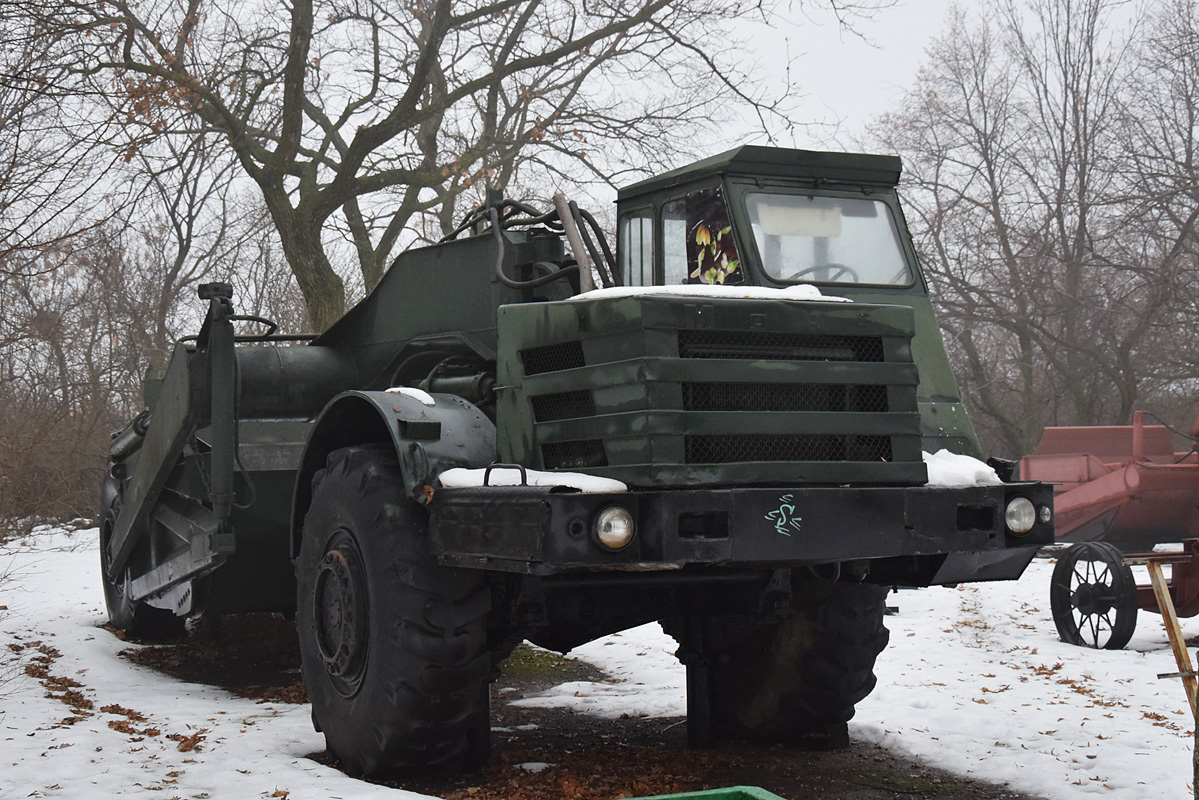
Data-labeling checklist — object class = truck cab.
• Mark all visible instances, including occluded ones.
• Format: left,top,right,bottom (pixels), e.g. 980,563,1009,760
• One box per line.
613,146,981,459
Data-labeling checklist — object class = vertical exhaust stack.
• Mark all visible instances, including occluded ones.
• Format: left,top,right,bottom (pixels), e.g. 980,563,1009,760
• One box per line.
198,282,237,554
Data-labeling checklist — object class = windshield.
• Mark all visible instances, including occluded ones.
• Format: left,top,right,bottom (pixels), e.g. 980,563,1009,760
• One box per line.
744,193,912,285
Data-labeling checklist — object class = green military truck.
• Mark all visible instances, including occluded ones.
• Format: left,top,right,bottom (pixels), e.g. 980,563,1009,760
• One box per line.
99,146,1054,778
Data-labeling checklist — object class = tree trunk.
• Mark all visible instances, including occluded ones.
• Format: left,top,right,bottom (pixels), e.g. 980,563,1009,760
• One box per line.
267,200,346,332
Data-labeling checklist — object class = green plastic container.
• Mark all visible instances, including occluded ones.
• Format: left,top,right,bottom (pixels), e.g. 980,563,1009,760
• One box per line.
630,787,786,800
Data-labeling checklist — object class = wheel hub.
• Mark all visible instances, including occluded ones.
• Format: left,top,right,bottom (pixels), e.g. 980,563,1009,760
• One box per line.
1072,580,1116,616
312,536,369,693
1050,542,1138,650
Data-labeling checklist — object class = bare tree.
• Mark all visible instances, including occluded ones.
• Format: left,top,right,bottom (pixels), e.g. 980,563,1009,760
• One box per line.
0,231,128,530
233,217,313,334
873,7,1049,454
871,0,1199,457
0,129,272,529
1111,0,1199,419
0,16,136,273
117,134,277,370
9,0,874,329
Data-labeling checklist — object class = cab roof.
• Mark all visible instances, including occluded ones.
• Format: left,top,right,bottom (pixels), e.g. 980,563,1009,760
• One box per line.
617,145,903,201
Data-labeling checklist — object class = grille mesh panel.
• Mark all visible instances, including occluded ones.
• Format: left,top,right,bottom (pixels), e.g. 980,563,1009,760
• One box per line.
541,440,609,469
521,340,585,375
682,382,888,413
685,434,892,465
531,390,597,422
678,330,884,362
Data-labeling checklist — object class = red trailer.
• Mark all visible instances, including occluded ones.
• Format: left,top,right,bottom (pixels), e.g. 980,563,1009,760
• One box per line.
1021,412,1199,551
1021,412,1199,649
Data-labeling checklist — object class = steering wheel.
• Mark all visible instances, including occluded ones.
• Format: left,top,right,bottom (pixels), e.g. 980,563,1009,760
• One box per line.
787,263,860,283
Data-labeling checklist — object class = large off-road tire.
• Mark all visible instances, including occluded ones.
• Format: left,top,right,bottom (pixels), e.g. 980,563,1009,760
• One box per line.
690,580,889,745
296,444,492,778
99,476,185,639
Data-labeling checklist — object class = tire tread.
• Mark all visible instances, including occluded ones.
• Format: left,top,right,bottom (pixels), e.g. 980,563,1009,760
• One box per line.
296,445,490,778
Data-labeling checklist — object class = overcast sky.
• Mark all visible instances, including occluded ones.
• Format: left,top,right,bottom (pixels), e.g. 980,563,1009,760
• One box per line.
743,0,954,149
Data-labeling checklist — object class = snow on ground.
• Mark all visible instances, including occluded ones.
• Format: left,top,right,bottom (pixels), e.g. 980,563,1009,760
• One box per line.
511,559,1197,799
855,567,1195,799
2,525,1196,799
0,527,423,800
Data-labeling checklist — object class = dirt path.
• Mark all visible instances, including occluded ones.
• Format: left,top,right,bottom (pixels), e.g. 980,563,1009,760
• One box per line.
121,614,1047,800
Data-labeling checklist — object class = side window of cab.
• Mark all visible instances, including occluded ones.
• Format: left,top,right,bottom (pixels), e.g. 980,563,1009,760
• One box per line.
618,208,654,287
663,186,742,285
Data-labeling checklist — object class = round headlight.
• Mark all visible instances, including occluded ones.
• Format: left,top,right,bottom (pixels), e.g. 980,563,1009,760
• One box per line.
1004,496,1037,535
594,506,635,550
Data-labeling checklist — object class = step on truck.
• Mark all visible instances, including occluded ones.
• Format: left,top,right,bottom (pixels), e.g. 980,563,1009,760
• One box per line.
100,146,1055,778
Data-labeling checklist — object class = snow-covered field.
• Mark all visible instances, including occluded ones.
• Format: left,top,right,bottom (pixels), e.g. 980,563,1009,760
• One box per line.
2,525,1195,799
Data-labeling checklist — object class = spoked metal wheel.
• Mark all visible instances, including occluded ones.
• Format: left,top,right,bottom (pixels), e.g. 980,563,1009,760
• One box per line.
1050,542,1139,649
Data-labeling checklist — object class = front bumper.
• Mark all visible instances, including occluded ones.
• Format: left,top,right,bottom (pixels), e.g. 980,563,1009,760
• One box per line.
428,481,1053,583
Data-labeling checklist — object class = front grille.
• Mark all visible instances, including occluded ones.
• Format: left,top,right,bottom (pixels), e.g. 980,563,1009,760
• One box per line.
679,330,884,362
682,382,888,413
541,439,608,469
521,340,585,375
685,434,892,464
531,390,596,422
499,296,923,487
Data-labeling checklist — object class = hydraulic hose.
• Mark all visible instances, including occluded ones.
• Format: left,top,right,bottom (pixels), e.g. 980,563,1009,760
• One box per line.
488,207,580,290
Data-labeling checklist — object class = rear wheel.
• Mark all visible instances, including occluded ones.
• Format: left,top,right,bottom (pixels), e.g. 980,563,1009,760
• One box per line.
99,476,185,639
296,445,491,778
1050,542,1138,649
677,580,889,747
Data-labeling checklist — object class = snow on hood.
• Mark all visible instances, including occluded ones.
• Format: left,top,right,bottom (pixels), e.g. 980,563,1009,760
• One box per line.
566,284,850,302
384,386,436,405
438,466,627,493
923,449,1003,486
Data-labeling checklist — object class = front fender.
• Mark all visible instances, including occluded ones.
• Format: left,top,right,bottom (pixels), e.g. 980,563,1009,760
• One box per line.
290,389,496,557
